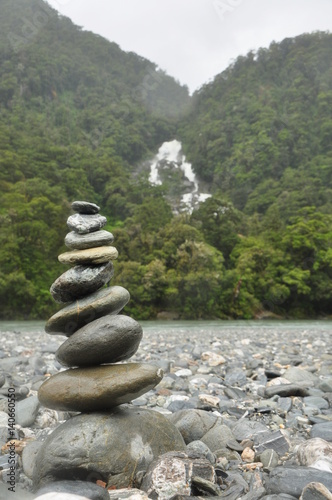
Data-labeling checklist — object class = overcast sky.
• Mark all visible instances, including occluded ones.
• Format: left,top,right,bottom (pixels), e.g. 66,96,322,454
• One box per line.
47,0,332,93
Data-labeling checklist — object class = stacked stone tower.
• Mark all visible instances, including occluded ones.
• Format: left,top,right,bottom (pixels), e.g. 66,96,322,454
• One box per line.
38,200,162,412
33,201,185,490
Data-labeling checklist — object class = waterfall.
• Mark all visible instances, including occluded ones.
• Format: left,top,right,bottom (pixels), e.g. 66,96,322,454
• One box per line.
148,139,211,212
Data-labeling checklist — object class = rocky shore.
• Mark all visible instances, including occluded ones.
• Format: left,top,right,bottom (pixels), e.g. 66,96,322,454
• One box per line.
0,321,331,499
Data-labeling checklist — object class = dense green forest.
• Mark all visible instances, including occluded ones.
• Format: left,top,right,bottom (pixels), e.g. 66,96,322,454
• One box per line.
0,0,331,320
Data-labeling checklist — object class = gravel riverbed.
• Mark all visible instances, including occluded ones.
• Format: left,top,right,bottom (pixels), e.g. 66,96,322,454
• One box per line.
0,321,331,499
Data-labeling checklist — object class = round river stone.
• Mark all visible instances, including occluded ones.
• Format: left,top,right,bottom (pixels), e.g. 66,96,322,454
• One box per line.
45,286,130,336
67,213,107,234
71,201,100,214
65,230,114,250
50,262,114,303
32,407,186,490
58,246,118,265
56,314,143,367
38,363,163,412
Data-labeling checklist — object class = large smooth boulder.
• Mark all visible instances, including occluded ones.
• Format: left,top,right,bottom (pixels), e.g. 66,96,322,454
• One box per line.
33,407,186,490
38,363,163,412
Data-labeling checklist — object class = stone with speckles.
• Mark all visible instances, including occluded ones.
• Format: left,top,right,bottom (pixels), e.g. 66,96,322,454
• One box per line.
33,407,186,490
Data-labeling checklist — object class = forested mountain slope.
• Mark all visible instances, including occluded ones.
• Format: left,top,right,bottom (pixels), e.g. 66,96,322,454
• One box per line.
0,0,190,318
0,1,331,320
180,32,332,219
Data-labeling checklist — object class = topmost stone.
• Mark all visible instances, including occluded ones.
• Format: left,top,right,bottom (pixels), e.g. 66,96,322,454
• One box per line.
71,201,100,214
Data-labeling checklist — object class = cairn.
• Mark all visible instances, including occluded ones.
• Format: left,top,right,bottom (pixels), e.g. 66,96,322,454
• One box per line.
33,201,185,491
38,200,162,412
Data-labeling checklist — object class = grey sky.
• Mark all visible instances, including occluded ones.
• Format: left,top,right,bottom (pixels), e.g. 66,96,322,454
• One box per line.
47,0,332,93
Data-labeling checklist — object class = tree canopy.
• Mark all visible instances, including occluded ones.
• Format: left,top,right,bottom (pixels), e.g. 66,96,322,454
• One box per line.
0,1,331,320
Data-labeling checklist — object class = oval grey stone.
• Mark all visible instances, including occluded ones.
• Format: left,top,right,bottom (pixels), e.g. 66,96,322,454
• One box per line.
169,409,219,444
32,407,186,490
38,363,163,412
56,315,143,367
65,230,114,250
58,246,118,265
67,213,107,234
201,423,235,452
267,466,332,496
71,201,100,214
311,422,332,442
45,286,130,336
50,262,114,303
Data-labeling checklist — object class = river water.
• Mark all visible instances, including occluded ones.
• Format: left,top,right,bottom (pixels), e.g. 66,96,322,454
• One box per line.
0,319,331,336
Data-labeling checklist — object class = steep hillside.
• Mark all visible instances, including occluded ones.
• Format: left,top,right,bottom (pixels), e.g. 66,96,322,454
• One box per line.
0,0,190,318
0,4,331,321
180,32,332,220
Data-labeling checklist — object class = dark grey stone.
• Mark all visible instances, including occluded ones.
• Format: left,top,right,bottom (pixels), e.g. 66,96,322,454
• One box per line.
168,409,219,444
318,379,332,393
0,374,5,388
35,479,109,499
45,286,130,336
304,396,329,410
65,229,114,250
186,440,215,463
224,386,247,400
201,423,235,452
283,367,319,387
311,422,332,441
301,481,332,499
231,419,269,442
254,430,290,455
33,407,186,490
265,384,310,398
225,370,247,387
259,449,279,469
278,397,292,413
16,395,40,427
56,314,143,367
71,200,100,214
50,262,114,303
22,440,43,478
266,466,332,496
67,213,107,234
